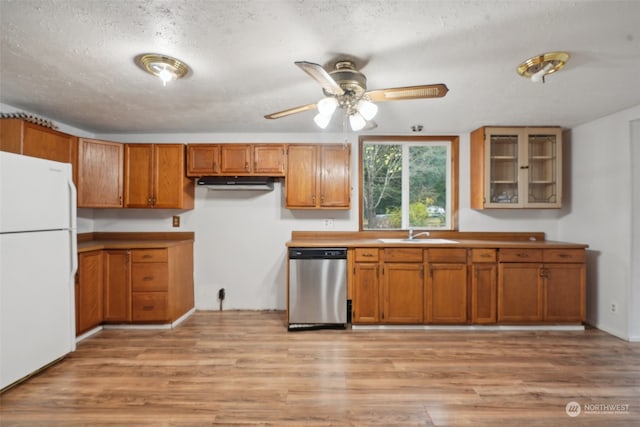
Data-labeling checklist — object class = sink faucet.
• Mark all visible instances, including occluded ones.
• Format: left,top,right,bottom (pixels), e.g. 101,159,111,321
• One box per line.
408,228,430,240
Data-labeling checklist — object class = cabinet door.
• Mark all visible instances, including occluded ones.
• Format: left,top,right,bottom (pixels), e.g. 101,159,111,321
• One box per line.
544,263,585,322
254,144,285,176
382,263,423,323
352,263,380,323
220,144,251,174
0,118,24,153
484,128,522,207
426,263,467,323
526,129,562,208
187,144,219,176
319,144,350,208
103,251,131,322
22,122,78,183
77,138,123,208
153,144,190,208
471,263,497,323
286,145,317,208
498,263,543,322
124,144,154,208
76,251,103,335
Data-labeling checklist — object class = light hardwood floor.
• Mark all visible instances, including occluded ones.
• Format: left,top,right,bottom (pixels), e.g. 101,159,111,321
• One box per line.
1,311,639,426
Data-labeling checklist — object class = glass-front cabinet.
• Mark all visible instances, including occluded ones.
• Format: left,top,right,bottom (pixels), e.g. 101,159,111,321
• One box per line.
470,127,562,209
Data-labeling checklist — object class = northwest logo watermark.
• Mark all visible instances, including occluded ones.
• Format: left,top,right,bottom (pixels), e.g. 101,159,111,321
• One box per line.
566,401,630,417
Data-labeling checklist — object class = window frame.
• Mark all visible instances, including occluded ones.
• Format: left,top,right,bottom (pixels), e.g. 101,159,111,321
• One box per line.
358,135,459,231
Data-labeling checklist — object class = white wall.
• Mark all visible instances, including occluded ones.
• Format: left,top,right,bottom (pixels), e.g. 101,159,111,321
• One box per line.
630,119,640,342
558,105,640,340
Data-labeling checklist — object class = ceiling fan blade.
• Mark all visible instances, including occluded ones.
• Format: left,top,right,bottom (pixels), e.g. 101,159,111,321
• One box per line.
366,84,449,102
264,102,317,120
295,61,345,96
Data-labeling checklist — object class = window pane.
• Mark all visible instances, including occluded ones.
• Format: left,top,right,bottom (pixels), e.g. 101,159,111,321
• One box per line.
362,143,402,229
361,138,454,231
409,145,448,228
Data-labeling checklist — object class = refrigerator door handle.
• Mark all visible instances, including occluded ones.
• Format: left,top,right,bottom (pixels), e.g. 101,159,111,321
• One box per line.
67,178,78,277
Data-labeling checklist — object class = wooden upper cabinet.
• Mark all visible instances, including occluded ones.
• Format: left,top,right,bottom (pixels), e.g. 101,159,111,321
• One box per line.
77,138,123,208
285,144,317,207
285,144,351,209
220,144,251,174
319,144,351,208
187,144,220,176
470,126,562,209
124,144,154,208
124,143,194,209
253,144,285,176
0,119,78,183
187,143,285,177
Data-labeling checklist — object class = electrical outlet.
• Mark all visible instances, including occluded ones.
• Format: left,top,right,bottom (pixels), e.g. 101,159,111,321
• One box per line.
610,303,617,313
172,215,180,227
323,218,334,228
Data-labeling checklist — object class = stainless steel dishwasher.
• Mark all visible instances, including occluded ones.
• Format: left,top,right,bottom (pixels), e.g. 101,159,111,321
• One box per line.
288,247,347,330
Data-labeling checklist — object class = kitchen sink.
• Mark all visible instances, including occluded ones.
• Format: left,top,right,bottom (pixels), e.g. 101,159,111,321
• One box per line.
377,238,458,244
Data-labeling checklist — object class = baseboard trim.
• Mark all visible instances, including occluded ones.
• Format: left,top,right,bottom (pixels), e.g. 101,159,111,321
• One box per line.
351,324,585,331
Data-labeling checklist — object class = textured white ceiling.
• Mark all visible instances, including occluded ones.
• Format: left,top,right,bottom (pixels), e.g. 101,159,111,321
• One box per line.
1,0,639,135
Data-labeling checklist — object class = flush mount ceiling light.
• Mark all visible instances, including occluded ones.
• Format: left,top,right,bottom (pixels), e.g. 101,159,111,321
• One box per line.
517,51,569,83
134,53,190,86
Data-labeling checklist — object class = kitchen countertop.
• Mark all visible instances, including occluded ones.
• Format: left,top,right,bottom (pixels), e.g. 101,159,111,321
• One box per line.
77,232,194,253
286,231,588,249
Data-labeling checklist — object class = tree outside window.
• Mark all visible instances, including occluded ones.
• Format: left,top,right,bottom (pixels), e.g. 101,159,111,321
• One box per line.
360,136,458,230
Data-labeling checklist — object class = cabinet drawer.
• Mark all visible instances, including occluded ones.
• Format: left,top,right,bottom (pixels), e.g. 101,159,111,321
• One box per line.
471,249,497,263
543,249,585,263
355,248,379,262
132,292,168,322
382,248,423,262
499,248,543,262
131,263,168,291
132,249,168,263
427,248,467,263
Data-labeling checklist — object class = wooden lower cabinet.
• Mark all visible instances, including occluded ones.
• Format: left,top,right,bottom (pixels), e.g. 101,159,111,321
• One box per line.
76,251,104,335
498,248,586,323
352,262,380,323
425,248,468,324
93,243,194,326
350,245,585,326
471,263,497,323
544,263,586,322
103,250,132,322
383,263,423,323
498,263,543,322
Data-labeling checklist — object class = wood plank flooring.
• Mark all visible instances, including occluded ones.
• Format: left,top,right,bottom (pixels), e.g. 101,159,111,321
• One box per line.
1,311,639,426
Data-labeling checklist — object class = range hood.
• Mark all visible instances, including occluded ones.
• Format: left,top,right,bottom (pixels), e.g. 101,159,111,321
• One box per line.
197,176,275,191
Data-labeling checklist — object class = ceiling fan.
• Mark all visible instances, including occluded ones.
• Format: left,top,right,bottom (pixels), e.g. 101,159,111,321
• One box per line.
265,60,449,131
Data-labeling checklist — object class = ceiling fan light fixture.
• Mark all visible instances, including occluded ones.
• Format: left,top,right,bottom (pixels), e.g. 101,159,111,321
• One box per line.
356,98,378,121
349,112,367,131
313,112,332,129
517,51,569,83
317,97,338,116
135,53,190,86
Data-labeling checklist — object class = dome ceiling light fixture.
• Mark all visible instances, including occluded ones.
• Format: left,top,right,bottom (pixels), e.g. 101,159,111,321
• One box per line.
134,53,190,86
517,51,569,83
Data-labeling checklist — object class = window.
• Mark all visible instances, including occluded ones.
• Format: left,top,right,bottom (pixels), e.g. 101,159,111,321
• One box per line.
359,135,458,231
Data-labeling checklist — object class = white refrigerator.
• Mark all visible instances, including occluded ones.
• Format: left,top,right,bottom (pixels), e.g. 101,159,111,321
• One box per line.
0,151,77,390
